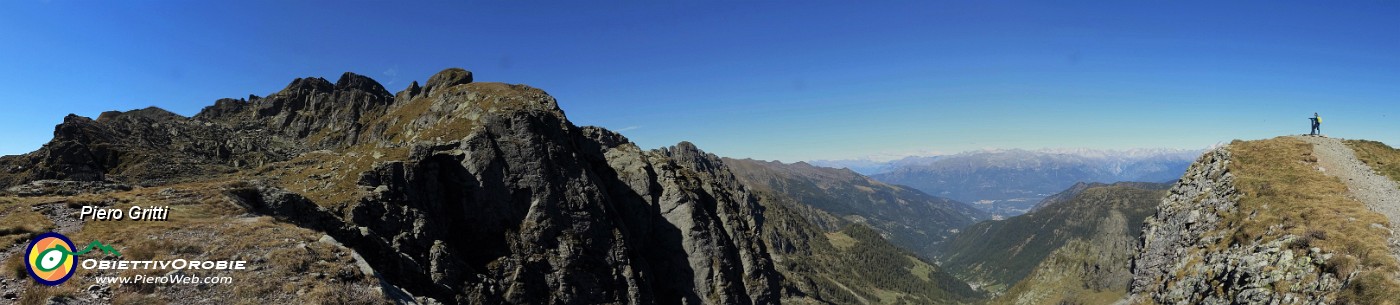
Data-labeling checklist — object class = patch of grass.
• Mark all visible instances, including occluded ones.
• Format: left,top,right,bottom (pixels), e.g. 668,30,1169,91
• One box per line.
365,91,481,145
268,145,407,208
1338,271,1400,305
825,231,857,250
0,197,55,247
1228,137,1400,303
371,96,436,143
305,283,391,305
906,255,934,282
1345,140,1400,184
18,282,80,305
5,251,26,279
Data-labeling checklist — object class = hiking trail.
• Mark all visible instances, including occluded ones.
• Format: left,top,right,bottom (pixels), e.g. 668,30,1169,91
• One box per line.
1293,135,1400,261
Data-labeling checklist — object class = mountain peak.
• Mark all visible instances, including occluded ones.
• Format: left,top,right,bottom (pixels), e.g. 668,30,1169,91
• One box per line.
423,67,473,96
402,80,423,98
93,106,181,123
280,76,334,94
334,71,390,96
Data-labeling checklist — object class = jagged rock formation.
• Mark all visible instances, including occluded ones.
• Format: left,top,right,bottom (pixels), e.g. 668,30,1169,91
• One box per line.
2,68,987,304
1128,148,1258,303
725,158,987,258
0,107,300,187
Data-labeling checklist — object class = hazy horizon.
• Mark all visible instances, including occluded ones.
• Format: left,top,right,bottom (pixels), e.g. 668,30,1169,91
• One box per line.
2,2,1396,162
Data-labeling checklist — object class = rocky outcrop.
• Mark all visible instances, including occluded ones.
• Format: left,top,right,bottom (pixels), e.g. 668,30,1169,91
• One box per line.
324,122,780,304
0,107,301,187
421,68,473,97
193,72,395,148
1128,147,1345,304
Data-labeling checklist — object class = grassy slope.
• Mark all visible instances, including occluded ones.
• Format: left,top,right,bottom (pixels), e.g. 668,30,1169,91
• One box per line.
1225,138,1399,304
939,183,1167,293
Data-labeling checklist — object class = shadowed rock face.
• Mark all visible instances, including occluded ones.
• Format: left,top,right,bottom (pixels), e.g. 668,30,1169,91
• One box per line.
0,68,781,304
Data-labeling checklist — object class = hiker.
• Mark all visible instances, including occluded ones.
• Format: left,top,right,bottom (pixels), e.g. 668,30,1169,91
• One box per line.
1309,112,1321,136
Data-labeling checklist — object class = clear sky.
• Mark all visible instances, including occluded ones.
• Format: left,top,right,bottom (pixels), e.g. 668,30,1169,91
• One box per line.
2,1,1396,162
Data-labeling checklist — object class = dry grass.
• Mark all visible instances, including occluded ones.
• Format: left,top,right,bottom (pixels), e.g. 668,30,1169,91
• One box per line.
1345,140,1400,184
371,96,437,143
0,197,60,282
0,200,53,249
17,282,80,305
304,282,391,305
1227,137,1400,304
272,145,407,207
365,91,479,144
5,250,27,279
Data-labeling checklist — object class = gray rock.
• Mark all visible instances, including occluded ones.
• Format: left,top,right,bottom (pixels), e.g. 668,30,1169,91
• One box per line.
422,68,473,96
1128,147,1344,305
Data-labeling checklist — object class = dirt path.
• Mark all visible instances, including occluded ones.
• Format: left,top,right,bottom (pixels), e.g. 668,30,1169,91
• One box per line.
1293,135,1400,259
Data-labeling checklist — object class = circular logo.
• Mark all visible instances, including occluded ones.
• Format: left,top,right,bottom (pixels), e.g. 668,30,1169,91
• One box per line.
25,232,76,286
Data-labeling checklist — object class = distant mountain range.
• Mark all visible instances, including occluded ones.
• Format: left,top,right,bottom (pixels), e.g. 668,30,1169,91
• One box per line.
816,148,1201,217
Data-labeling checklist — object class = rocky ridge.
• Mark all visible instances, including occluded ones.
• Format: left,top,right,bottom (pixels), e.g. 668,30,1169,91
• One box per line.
0,68,987,304
1127,139,1400,304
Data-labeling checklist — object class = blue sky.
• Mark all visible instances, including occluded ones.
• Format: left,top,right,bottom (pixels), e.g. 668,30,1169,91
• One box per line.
1,1,1396,162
